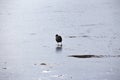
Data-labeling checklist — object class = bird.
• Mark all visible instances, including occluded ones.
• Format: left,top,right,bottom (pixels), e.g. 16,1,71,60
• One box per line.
55,34,62,46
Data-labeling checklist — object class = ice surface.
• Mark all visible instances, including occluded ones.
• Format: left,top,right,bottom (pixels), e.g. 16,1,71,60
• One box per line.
0,0,120,80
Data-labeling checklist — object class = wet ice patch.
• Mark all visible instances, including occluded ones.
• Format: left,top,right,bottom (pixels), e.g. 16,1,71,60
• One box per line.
50,74,64,78
67,35,107,38
29,33,36,35
2,67,7,69
40,63,47,65
68,55,120,58
80,23,104,27
68,36,77,38
0,62,7,70
68,35,89,38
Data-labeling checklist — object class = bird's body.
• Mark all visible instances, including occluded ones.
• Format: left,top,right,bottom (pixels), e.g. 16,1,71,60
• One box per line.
55,34,62,46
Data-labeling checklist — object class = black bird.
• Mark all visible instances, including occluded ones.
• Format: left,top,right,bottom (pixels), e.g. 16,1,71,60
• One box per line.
55,34,62,46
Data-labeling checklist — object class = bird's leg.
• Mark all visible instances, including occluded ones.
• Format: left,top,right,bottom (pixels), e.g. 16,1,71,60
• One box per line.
60,42,62,46
57,42,60,46
58,42,62,46
57,42,62,46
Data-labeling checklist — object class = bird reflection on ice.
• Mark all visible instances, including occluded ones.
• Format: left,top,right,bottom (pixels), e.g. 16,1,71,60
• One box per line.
56,45,62,53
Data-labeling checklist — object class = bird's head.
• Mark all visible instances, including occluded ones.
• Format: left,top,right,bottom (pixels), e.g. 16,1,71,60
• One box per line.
56,34,58,37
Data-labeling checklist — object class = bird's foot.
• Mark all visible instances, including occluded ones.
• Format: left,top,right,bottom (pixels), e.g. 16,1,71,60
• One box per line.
57,43,62,47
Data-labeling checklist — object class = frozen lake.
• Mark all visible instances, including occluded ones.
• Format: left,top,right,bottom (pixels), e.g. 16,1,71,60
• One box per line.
0,0,120,80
